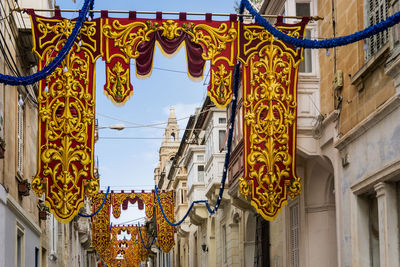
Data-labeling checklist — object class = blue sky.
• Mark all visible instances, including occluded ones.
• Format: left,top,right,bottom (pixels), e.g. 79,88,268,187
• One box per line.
56,0,236,224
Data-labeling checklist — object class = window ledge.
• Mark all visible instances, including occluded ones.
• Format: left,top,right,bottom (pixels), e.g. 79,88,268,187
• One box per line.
351,43,390,91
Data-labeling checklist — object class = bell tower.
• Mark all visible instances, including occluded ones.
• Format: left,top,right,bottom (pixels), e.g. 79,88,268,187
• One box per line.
154,107,180,188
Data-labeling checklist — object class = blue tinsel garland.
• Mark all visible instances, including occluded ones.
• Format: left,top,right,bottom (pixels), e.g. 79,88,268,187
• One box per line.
241,0,400,48
0,0,93,85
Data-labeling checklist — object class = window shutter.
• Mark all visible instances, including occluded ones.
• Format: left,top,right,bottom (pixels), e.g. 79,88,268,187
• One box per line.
367,0,389,58
17,100,24,175
290,203,299,267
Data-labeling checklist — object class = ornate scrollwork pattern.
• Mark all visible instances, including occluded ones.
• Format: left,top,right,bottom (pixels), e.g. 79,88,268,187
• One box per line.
30,14,101,223
155,190,175,253
238,20,308,221
102,18,237,107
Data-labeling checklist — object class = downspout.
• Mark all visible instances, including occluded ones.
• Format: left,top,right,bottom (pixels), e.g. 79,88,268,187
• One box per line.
266,221,270,267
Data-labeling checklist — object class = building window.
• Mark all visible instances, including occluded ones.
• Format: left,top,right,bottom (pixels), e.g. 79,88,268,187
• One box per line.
17,94,24,175
35,247,39,267
296,2,312,73
219,130,226,151
299,30,312,73
219,117,226,124
197,155,204,161
368,196,380,267
366,0,389,59
16,224,24,267
197,165,204,182
290,202,299,267
180,189,187,204
295,2,310,17
222,224,227,263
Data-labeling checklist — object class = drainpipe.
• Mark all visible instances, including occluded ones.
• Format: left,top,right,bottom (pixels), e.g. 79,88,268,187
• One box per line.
266,221,270,267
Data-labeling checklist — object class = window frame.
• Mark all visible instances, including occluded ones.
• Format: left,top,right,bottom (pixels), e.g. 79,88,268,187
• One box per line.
364,0,389,60
15,221,25,267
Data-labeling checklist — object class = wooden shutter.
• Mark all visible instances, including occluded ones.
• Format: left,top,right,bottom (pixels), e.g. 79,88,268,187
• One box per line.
17,99,24,175
367,0,389,58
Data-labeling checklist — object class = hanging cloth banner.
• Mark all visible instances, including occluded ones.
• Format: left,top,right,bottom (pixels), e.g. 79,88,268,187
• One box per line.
91,192,113,263
91,191,171,264
101,13,238,107
238,17,309,221
155,190,175,253
29,10,101,223
27,10,238,223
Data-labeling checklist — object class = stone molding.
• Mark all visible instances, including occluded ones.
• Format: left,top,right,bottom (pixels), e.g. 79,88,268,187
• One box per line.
350,157,400,195
334,94,400,151
6,194,41,236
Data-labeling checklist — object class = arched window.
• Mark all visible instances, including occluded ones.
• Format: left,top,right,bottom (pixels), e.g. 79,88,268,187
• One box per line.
171,132,175,141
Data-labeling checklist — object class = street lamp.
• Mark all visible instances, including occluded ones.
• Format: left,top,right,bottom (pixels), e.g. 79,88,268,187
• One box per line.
95,124,126,142
97,124,126,131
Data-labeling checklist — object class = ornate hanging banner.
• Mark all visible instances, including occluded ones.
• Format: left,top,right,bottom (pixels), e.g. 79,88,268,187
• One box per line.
28,11,239,222
91,191,158,265
28,10,307,225
29,10,101,223
101,13,238,107
91,192,112,262
238,17,308,221
155,190,175,253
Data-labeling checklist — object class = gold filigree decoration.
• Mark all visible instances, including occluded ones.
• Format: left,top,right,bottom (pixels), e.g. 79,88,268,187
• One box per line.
102,18,237,108
32,50,99,222
30,15,101,223
209,64,233,108
239,23,306,221
105,61,132,104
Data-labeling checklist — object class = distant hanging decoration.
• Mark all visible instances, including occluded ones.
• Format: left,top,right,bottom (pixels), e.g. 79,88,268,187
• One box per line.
238,17,308,221
91,190,173,265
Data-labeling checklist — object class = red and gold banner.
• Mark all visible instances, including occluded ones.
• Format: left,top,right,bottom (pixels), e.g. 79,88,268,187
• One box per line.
28,10,309,225
92,192,112,262
29,11,101,223
238,18,308,221
155,190,175,253
91,191,170,265
101,14,238,107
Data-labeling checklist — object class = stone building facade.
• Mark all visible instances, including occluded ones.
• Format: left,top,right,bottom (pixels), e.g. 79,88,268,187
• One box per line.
0,0,97,266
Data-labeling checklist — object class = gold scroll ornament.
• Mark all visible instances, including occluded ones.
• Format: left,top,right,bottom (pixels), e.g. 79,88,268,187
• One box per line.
30,15,101,223
238,20,307,221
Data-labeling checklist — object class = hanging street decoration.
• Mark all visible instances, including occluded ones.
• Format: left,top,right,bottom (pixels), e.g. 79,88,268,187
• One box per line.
91,190,172,265
155,190,175,253
29,10,101,223
238,18,308,221
28,8,309,223
102,13,238,107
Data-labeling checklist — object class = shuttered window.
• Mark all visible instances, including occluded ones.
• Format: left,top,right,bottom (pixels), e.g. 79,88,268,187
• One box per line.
17,94,24,176
290,202,299,267
366,0,389,59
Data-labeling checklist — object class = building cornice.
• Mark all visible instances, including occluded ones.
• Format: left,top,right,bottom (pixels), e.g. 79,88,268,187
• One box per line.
7,194,42,236
334,93,400,150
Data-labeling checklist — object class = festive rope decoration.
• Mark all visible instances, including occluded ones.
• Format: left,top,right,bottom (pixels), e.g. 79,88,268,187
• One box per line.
138,224,156,250
240,0,400,48
0,0,93,85
78,186,110,217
